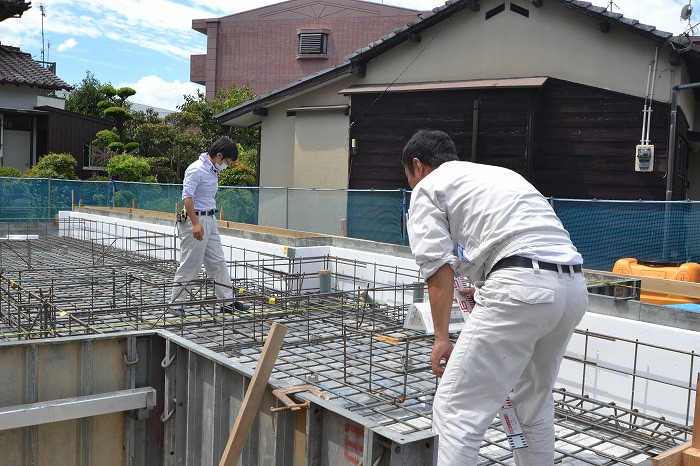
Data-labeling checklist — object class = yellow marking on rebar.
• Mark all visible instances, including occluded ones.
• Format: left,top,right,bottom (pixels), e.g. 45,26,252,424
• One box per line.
375,334,401,344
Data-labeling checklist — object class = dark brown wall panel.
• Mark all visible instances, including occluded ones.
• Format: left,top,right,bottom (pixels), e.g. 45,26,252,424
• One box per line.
349,88,534,189
36,107,112,179
533,79,672,200
349,79,680,200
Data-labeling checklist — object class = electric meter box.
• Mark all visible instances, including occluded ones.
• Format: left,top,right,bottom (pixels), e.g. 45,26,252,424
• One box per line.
635,144,654,172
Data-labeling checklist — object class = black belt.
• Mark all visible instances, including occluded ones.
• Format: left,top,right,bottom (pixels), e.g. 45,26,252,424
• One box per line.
490,256,582,275
194,209,218,216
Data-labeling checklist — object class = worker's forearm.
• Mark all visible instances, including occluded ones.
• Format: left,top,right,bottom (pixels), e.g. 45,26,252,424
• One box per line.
427,264,455,341
183,198,199,225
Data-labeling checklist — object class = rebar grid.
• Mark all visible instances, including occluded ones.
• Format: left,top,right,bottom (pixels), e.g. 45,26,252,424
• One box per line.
0,223,695,464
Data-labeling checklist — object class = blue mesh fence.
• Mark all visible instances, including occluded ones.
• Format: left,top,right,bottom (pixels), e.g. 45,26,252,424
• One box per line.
346,189,408,244
552,199,700,270
1,177,699,272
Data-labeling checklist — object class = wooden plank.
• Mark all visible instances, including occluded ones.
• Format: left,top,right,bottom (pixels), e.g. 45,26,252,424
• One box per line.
218,322,288,466
652,373,699,465
652,442,690,466
683,447,700,466
585,269,700,300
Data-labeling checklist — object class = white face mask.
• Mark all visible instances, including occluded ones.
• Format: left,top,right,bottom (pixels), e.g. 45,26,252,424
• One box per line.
215,162,229,172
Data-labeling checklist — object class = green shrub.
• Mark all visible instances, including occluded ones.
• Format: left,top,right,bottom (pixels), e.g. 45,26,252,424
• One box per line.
24,153,78,180
107,154,151,182
114,190,136,207
0,167,22,177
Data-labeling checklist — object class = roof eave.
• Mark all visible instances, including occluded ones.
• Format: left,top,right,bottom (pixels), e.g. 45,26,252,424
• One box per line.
216,64,353,126
0,81,72,91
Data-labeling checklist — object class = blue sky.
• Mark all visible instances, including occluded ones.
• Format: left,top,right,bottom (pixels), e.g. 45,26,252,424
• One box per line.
0,0,696,111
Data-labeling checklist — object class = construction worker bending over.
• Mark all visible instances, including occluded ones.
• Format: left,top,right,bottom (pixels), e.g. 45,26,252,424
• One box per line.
402,129,588,465
170,136,249,316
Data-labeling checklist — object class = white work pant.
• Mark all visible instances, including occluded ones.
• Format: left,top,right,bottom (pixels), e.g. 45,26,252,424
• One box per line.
432,266,588,465
170,215,234,305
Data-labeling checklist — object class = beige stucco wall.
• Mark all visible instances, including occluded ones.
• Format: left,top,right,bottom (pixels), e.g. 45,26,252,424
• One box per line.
257,79,352,228
359,2,681,112
258,78,352,190
292,111,349,188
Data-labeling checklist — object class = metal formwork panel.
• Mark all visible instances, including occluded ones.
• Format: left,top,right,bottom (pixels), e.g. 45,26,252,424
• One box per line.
0,336,133,466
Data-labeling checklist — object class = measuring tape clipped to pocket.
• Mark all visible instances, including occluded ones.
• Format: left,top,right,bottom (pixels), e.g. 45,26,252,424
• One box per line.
499,397,528,449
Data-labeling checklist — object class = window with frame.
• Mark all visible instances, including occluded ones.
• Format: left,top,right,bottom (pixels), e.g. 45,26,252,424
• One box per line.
297,30,329,57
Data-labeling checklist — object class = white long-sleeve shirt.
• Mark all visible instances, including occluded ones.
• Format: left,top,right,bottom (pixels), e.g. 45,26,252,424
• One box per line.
181,153,220,211
407,160,582,282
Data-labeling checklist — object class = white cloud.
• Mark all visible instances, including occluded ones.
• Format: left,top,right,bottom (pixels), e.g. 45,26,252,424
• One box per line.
56,38,77,52
123,75,203,111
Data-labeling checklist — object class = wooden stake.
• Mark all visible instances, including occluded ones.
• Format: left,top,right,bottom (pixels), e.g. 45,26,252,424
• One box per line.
218,322,288,466
652,372,700,466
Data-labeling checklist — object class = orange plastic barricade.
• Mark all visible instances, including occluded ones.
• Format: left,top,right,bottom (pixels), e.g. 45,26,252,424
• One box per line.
612,258,700,305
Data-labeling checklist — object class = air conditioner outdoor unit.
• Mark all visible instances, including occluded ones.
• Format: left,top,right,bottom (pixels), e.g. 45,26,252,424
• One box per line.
635,144,654,172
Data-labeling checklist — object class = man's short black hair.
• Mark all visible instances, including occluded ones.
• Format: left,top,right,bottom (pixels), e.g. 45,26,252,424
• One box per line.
401,129,459,170
209,136,238,161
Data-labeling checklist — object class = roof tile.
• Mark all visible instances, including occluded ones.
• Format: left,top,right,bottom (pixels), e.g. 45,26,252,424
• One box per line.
0,44,72,90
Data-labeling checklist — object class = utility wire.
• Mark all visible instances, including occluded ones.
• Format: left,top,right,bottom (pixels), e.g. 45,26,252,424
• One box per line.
350,22,445,129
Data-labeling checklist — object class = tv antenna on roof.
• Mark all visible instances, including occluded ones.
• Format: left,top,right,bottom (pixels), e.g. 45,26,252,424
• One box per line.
681,2,693,22
39,4,47,62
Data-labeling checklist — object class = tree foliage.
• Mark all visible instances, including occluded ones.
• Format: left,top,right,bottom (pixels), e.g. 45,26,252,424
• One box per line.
93,84,138,152
219,145,257,187
64,71,104,118
178,85,258,144
106,153,154,182
24,153,78,179
64,70,260,185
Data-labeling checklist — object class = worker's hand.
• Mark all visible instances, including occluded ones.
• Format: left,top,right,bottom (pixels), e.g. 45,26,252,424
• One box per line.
192,223,204,241
457,286,475,298
431,338,453,377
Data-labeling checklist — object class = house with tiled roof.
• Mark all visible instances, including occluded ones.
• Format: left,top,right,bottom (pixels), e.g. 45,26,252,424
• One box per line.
0,44,70,91
215,0,700,235
0,2,112,177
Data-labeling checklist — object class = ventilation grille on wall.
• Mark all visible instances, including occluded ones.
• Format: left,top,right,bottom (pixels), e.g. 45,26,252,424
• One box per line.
298,33,328,55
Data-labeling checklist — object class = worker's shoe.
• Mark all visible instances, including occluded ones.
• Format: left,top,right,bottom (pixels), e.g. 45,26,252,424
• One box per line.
221,301,250,313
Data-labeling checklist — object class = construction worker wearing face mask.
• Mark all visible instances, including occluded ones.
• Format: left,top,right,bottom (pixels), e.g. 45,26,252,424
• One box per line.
169,136,249,316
